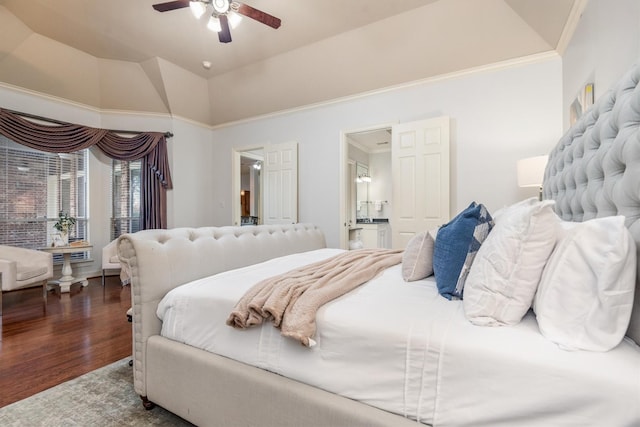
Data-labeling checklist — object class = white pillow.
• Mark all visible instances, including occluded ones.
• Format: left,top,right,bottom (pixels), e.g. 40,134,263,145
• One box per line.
490,197,538,223
463,199,559,326
534,216,636,351
402,228,437,281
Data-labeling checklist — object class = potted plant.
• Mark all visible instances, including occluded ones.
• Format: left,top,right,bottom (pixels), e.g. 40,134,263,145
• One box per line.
53,211,76,246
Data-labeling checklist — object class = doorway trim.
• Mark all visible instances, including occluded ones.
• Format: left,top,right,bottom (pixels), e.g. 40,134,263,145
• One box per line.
232,145,264,226
339,121,397,249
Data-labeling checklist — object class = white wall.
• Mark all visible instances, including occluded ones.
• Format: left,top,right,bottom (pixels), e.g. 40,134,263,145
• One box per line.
168,118,216,228
209,55,564,247
562,0,640,129
1,53,563,260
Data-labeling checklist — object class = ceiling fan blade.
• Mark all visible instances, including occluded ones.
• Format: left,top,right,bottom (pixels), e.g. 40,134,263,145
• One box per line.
152,0,191,12
235,2,281,29
218,14,232,43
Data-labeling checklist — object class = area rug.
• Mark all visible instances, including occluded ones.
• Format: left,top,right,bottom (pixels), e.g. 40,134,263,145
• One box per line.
0,358,194,426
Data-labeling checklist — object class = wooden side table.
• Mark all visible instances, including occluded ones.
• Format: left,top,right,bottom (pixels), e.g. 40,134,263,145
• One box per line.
40,244,93,293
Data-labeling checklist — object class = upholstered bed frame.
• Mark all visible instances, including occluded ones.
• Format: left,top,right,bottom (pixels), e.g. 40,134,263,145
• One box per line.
118,224,416,426
118,63,640,426
543,63,640,345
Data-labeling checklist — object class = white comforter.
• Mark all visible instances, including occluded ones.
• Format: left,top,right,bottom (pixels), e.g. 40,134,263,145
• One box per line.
157,248,640,426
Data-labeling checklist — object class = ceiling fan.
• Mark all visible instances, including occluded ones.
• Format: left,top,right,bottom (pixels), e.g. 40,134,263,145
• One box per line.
152,0,281,43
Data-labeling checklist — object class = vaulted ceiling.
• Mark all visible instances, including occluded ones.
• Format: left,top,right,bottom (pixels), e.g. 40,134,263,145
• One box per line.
0,0,577,126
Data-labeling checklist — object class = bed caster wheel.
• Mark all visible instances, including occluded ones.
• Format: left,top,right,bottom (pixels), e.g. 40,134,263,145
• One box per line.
141,396,156,410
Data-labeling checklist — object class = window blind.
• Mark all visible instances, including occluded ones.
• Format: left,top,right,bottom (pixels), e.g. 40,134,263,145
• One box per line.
110,159,141,240
0,136,88,258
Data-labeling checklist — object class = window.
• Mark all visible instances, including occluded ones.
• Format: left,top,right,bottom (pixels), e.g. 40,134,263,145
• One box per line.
110,159,141,240
0,136,88,252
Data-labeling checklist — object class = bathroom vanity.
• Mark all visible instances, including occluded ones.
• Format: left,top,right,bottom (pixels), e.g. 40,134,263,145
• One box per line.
352,218,389,249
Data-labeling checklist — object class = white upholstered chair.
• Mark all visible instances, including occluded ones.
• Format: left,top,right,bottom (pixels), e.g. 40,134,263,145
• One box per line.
0,245,53,316
101,239,122,286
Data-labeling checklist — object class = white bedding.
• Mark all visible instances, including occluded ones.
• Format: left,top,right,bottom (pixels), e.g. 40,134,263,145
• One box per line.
157,248,640,426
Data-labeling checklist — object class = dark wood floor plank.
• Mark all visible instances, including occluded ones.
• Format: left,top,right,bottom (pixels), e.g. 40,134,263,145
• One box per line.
0,276,132,408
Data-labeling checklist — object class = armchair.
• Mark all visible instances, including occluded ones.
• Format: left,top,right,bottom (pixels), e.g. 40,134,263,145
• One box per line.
102,239,128,286
0,245,53,316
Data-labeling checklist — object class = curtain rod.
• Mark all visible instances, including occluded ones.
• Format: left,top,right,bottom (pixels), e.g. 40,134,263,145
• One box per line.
2,108,174,139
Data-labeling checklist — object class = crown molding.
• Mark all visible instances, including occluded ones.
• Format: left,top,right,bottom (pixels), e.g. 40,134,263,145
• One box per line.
555,0,588,56
2,50,560,132
211,51,560,130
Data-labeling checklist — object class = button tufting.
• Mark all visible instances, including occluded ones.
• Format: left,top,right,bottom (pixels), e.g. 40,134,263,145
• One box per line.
545,63,640,268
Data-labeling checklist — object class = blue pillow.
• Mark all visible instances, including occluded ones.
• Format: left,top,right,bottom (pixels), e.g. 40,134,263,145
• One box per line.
433,202,494,300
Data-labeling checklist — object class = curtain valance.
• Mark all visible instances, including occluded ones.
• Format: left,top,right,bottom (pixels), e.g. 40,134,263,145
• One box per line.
0,108,173,229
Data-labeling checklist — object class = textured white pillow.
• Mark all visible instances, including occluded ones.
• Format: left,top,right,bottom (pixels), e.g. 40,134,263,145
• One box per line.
490,197,538,223
463,199,559,326
402,229,437,281
534,216,636,351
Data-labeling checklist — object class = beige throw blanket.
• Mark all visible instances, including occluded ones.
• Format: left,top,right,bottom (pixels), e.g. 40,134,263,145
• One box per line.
226,249,403,346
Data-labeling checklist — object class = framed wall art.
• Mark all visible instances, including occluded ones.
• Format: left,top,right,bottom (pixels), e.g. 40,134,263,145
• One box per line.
570,83,594,125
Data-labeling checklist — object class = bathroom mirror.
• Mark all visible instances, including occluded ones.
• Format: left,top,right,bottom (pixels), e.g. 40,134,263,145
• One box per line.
356,162,369,219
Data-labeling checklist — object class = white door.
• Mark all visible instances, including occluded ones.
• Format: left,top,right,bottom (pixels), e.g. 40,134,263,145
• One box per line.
263,142,298,224
391,117,450,249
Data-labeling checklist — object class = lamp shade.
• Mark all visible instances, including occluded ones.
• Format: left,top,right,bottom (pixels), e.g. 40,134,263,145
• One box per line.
517,155,548,187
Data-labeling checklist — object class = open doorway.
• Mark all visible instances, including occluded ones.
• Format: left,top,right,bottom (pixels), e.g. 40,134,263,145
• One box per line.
232,142,299,226
340,125,393,249
233,147,264,226
340,117,451,250
240,152,263,225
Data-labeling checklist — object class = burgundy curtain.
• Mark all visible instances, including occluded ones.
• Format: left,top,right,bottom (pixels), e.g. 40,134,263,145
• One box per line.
0,108,173,230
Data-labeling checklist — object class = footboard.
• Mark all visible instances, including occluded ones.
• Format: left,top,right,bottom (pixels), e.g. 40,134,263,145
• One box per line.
117,223,326,398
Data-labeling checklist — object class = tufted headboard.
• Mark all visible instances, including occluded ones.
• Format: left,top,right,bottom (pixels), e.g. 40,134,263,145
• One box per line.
543,63,640,345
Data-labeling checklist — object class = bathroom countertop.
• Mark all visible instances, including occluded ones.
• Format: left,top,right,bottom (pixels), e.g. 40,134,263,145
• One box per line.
356,218,389,224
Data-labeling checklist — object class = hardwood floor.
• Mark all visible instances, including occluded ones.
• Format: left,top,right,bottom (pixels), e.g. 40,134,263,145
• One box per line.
0,276,132,408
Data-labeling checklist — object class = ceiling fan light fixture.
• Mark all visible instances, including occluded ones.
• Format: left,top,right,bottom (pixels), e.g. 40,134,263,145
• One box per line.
228,11,243,29
207,15,222,32
189,1,207,19
152,0,281,43
211,0,230,14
